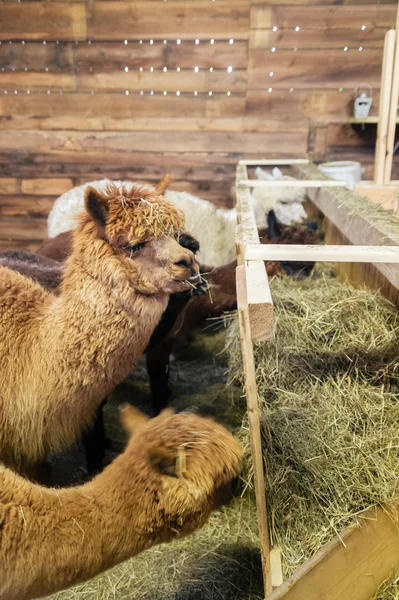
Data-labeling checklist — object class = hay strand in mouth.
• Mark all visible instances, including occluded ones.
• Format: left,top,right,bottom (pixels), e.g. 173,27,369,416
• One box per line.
228,266,399,575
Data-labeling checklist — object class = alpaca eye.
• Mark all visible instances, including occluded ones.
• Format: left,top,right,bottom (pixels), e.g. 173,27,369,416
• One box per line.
125,242,146,254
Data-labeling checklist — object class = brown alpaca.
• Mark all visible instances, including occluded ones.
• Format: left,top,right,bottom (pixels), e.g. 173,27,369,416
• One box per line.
37,174,173,263
0,184,199,474
0,405,243,600
0,250,64,291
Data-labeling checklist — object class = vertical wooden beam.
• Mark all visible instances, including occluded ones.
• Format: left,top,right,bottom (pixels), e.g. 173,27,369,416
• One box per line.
236,264,272,596
235,164,275,342
384,2,399,183
375,29,396,184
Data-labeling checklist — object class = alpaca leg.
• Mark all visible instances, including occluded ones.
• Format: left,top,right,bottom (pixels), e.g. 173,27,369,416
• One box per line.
82,400,108,475
146,341,174,416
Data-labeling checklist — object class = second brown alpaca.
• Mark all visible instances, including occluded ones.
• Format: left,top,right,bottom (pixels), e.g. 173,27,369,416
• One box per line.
0,405,243,600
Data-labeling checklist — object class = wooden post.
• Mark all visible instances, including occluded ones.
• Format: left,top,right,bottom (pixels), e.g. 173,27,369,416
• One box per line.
384,3,399,183
235,164,275,342
374,29,396,184
236,264,273,596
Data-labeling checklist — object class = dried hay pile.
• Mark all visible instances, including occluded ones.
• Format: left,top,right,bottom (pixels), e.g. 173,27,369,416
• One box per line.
374,574,399,600
227,267,399,575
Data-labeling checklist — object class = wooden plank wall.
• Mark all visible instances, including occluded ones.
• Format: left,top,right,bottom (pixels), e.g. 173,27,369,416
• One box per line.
0,0,397,249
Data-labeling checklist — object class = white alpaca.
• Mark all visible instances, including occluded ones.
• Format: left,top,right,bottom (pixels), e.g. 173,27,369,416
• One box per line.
47,170,308,267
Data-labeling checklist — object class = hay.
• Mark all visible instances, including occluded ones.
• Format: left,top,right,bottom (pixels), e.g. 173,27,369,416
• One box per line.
227,268,399,575
297,163,399,244
374,574,399,600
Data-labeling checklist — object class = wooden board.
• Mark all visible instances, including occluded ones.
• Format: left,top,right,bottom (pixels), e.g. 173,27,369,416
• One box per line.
266,504,399,600
295,166,399,301
87,1,250,40
251,4,396,30
355,182,399,211
248,49,383,90
246,90,381,123
235,163,275,342
249,27,388,49
0,129,308,156
236,264,272,596
0,4,87,41
0,40,247,71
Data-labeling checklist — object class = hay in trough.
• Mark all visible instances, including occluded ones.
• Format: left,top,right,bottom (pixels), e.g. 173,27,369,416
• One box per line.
227,268,399,575
298,163,399,243
374,574,399,600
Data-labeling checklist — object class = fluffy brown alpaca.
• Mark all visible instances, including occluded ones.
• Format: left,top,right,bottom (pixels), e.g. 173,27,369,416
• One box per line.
0,183,199,474
37,174,173,263
0,405,243,600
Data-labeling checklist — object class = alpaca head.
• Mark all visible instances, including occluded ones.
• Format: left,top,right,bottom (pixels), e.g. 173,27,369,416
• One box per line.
120,405,243,539
78,184,200,295
266,209,316,280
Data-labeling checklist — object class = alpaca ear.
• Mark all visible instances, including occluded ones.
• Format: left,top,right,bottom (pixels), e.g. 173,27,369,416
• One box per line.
120,404,149,435
154,173,172,195
147,444,179,478
267,210,281,240
84,187,109,230
175,231,200,255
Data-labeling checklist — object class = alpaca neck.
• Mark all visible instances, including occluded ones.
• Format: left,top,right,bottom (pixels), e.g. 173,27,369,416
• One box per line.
47,236,168,389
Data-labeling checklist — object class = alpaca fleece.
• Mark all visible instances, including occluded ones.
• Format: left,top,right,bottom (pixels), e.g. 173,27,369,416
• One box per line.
0,184,198,473
0,406,243,600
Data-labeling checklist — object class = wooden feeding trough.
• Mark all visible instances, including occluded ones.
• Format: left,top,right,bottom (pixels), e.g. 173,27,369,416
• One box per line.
234,159,399,598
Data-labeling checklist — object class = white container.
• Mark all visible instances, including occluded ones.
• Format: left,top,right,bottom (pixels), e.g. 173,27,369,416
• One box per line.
318,161,364,191
354,84,373,119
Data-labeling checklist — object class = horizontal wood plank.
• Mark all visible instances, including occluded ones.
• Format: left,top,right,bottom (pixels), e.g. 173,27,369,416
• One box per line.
249,48,382,89
249,27,388,49
87,1,250,40
0,129,308,155
77,70,247,93
251,5,396,30
0,72,77,91
247,89,381,122
0,112,309,133
0,42,74,70
0,195,56,218
0,4,87,41
0,41,247,71
0,93,245,119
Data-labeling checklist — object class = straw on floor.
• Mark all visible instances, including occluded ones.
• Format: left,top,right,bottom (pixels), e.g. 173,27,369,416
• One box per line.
227,267,399,575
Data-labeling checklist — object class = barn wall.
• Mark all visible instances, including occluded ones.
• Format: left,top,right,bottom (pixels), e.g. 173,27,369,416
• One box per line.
0,0,396,249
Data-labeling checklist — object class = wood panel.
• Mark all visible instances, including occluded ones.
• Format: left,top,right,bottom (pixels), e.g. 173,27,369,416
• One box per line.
87,1,250,41
0,41,247,71
250,27,388,49
0,129,308,156
0,4,87,41
0,94,246,120
247,89,377,122
0,42,74,70
267,504,399,600
77,70,247,93
251,5,396,30
0,111,309,133
249,48,382,89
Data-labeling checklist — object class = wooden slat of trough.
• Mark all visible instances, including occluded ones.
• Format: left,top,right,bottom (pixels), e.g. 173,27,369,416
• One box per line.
245,244,399,263
236,264,272,597
265,504,399,600
239,179,347,188
294,166,399,293
235,163,275,342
